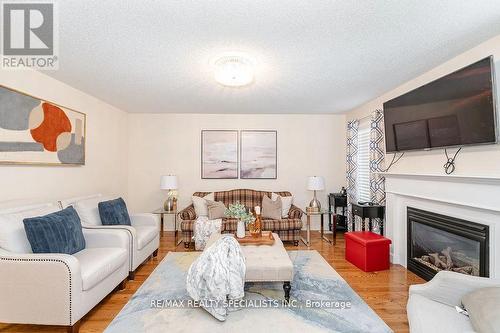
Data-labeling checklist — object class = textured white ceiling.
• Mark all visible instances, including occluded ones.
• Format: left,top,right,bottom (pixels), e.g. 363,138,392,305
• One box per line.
45,0,500,114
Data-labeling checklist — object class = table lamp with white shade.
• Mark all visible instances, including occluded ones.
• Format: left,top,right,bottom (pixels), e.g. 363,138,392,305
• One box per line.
160,175,178,212
307,176,325,211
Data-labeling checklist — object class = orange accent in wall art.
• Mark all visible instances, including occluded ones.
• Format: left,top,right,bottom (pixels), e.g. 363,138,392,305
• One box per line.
30,102,72,152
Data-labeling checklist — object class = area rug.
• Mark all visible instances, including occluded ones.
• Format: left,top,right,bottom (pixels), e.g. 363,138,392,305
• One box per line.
105,251,392,333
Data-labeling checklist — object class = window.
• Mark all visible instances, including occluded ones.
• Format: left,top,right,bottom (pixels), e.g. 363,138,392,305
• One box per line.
357,122,371,202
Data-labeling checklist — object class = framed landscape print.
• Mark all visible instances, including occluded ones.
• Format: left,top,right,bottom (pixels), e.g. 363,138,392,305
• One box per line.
0,86,86,165
201,130,238,179
240,130,277,179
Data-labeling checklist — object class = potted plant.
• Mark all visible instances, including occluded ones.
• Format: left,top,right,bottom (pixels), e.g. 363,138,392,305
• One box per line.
225,202,255,238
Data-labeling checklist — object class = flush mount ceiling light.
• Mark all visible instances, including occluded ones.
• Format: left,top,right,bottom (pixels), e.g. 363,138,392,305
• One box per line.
213,53,255,87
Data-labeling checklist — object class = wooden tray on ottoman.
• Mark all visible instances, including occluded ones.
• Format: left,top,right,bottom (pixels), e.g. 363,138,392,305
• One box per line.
237,231,275,245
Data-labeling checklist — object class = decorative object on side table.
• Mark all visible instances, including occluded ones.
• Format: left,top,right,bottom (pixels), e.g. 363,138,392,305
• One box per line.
307,176,325,211
224,202,255,238
160,175,178,212
340,186,347,196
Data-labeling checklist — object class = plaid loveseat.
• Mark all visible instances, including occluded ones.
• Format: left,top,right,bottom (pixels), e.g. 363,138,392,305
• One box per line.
179,189,303,248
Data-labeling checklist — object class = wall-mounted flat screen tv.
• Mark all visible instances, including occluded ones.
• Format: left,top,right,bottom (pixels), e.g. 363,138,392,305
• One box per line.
383,56,497,153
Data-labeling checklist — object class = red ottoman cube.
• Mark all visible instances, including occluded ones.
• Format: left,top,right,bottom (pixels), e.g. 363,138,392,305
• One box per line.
345,231,391,272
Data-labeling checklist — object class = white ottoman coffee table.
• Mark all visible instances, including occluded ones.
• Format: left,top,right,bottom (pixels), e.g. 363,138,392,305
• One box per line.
205,232,294,302
240,233,294,302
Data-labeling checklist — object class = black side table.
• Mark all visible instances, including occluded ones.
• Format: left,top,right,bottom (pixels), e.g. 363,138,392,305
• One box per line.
351,203,385,235
329,193,347,231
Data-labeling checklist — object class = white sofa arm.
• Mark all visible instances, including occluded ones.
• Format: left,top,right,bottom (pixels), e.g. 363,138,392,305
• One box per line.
0,249,82,326
83,228,132,270
83,228,130,249
82,224,137,241
130,213,160,230
82,224,137,271
409,271,500,307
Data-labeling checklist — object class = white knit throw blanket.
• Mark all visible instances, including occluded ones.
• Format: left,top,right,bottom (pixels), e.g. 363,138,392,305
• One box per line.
186,235,246,321
193,216,222,250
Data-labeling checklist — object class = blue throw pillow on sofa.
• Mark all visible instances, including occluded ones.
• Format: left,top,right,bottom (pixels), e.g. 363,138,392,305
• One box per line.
98,197,131,226
23,206,86,254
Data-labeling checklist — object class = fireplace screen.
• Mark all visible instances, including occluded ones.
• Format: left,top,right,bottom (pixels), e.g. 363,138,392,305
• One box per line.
407,207,489,281
411,222,480,275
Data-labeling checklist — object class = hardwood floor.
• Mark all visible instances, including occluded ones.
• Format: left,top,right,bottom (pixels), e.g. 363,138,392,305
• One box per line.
0,231,424,333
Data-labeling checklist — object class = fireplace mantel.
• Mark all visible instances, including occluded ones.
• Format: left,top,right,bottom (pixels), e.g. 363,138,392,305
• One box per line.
376,171,500,184
380,171,500,278
377,172,500,213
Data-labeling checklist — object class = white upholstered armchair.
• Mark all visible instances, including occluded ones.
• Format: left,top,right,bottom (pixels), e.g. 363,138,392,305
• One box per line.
407,270,500,333
0,203,130,333
60,194,160,279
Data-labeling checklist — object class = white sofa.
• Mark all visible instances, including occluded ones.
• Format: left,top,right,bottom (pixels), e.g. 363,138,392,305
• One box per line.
407,271,500,333
0,202,130,333
60,194,160,279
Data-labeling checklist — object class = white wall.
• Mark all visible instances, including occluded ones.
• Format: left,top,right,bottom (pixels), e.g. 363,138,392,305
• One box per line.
0,71,347,233
127,113,346,230
0,69,129,206
346,34,500,177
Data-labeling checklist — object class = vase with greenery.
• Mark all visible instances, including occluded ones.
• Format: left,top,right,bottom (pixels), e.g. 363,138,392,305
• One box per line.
225,202,255,238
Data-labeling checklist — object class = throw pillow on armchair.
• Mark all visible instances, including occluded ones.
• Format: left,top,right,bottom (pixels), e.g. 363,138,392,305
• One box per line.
23,206,86,254
462,287,500,333
98,197,132,226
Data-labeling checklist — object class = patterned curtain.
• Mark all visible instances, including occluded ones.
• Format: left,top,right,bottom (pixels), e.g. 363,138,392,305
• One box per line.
369,109,386,233
346,119,359,230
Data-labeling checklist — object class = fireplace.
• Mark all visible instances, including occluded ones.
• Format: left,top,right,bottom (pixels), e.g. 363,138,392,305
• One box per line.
407,207,489,281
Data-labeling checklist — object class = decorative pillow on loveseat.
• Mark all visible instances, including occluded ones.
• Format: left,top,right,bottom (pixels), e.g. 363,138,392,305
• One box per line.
98,197,131,226
262,195,282,220
271,192,293,218
23,206,86,254
192,192,214,217
206,200,226,220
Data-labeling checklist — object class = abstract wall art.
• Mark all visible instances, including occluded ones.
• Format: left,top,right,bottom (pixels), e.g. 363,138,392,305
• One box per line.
201,130,238,179
0,86,86,165
240,130,277,179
